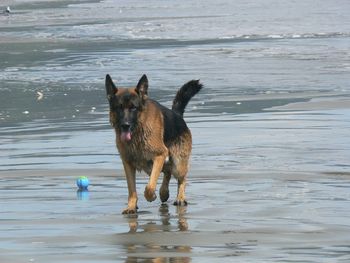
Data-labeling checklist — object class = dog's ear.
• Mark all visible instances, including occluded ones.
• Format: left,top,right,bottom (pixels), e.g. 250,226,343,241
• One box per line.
136,74,148,99
105,74,117,101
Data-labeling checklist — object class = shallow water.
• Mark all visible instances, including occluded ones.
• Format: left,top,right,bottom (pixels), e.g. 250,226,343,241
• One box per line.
1,0,350,262
1,170,350,263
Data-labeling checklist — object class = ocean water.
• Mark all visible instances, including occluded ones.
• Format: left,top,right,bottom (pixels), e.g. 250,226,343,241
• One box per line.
1,0,349,172
1,1,350,263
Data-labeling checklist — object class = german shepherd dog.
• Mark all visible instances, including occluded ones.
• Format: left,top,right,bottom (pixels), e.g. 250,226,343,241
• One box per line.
105,74,202,214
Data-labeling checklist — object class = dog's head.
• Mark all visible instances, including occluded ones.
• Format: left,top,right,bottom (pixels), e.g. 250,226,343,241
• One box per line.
105,74,148,142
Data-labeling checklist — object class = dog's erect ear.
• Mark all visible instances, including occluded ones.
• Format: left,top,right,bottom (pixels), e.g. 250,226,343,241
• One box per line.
135,74,148,98
105,74,117,101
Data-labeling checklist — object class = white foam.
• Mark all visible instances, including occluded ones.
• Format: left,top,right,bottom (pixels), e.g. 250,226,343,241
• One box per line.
267,34,283,39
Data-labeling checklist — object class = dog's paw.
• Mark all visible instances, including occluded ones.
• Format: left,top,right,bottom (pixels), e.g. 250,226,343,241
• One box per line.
159,187,169,203
144,185,157,202
122,207,137,214
173,200,188,206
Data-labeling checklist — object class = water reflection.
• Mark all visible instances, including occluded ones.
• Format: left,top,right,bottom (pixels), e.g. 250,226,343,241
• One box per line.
124,204,191,263
76,189,89,200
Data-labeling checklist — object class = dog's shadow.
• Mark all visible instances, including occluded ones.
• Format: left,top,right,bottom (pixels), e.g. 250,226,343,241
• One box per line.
124,204,191,263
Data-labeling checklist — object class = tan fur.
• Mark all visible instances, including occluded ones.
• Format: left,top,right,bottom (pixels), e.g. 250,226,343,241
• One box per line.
106,74,201,214
111,91,191,214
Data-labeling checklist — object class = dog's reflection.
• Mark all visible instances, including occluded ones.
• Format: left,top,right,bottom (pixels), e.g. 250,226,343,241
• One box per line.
124,204,191,263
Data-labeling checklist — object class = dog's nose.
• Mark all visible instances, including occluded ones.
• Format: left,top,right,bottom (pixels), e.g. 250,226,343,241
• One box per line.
121,123,131,131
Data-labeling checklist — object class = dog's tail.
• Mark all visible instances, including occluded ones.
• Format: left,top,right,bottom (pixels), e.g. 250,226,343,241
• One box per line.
172,80,203,116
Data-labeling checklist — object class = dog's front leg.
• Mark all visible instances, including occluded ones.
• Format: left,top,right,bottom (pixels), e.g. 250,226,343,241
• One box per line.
122,159,138,214
144,154,166,202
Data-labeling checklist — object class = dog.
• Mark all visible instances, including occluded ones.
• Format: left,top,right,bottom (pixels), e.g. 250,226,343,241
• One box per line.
105,74,202,214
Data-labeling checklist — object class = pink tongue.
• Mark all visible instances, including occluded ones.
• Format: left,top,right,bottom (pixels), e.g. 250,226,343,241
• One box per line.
121,131,132,142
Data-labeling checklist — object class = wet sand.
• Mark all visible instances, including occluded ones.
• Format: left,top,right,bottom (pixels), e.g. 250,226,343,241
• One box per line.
1,89,349,262
1,0,350,262
1,168,350,262
268,95,350,111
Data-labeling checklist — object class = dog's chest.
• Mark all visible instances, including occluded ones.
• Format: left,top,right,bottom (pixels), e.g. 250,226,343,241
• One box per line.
117,136,155,173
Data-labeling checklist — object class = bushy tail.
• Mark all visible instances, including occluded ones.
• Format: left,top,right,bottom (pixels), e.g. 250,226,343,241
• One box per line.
172,80,203,116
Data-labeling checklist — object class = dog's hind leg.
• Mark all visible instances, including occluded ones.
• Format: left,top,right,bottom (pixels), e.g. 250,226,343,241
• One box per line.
159,172,171,203
174,175,188,206
173,156,189,206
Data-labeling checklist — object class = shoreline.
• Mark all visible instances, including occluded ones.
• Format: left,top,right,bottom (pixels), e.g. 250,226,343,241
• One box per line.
1,167,349,180
267,95,350,111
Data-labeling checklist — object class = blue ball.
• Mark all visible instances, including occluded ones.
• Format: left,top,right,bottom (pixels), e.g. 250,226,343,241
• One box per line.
76,176,89,189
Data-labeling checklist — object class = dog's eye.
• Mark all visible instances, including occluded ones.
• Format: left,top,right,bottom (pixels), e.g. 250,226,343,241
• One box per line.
130,106,137,112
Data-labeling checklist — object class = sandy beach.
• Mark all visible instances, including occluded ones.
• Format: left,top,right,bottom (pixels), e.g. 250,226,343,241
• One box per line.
2,93,350,262
1,168,350,262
